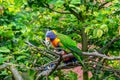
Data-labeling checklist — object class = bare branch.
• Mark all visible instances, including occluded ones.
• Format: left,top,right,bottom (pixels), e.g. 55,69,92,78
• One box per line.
99,35,120,53
62,51,120,60
82,51,120,60
0,63,9,70
98,1,112,10
25,41,42,50
68,7,82,20
57,61,80,69
44,3,70,14
49,54,62,75
46,7,70,14
36,54,62,80
9,65,23,80
26,36,120,63
62,53,74,59
26,38,120,63
25,41,58,58
67,47,120,60
63,2,83,20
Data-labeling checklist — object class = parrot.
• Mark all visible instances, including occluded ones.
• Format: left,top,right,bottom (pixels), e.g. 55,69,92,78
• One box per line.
45,30,85,67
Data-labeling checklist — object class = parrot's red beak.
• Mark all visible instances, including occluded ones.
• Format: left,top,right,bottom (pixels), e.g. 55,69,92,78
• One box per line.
45,37,51,46
46,37,50,41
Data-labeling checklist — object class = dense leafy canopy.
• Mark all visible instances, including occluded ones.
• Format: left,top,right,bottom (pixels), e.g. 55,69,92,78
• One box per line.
0,0,120,80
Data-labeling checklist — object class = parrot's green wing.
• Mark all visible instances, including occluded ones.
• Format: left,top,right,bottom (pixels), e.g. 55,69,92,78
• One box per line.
57,33,82,53
56,33,85,67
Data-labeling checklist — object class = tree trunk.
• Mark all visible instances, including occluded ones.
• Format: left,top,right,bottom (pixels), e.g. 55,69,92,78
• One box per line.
81,28,88,51
81,27,88,80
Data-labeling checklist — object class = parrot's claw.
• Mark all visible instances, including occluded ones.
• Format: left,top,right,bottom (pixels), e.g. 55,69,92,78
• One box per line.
44,63,55,71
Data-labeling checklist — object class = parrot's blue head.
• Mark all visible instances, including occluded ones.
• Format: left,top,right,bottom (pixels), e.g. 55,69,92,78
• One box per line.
46,30,57,41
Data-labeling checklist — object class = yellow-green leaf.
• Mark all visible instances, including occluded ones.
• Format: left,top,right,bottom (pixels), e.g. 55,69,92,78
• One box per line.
100,24,108,32
93,29,98,38
0,47,10,53
93,11,98,16
0,0,2,3
85,27,91,34
118,26,120,35
97,29,103,38
93,29,103,38
8,6,15,12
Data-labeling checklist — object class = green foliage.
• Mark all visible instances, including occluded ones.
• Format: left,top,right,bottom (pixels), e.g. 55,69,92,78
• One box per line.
65,71,78,80
0,47,10,53
0,0,120,79
0,54,12,64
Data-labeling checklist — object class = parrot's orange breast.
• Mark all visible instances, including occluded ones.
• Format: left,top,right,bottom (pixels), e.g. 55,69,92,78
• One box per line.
51,38,71,61
51,38,60,47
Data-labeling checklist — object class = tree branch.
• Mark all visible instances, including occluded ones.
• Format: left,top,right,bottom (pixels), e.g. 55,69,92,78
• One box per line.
0,63,9,70
0,63,23,80
63,3,83,20
44,3,70,14
48,54,62,75
26,38,120,61
98,1,112,10
9,65,23,80
98,35,120,53
57,61,81,69
82,51,120,60
25,41,59,58
36,54,62,80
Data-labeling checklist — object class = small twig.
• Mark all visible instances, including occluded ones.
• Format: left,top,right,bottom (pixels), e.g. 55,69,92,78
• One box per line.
0,63,9,70
82,51,120,60
67,47,120,60
98,1,112,10
57,61,80,69
62,53,74,59
44,3,70,14
25,41,58,58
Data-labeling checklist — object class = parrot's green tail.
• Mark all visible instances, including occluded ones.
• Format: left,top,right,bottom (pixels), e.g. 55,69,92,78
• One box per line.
66,46,85,68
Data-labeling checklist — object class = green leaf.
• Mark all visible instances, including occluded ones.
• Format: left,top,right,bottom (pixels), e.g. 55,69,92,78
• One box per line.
17,56,27,60
93,29,103,38
0,47,10,53
100,24,108,32
3,30,14,38
93,11,98,16
66,71,78,80
0,54,12,64
97,29,103,38
93,29,97,38
1,70,8,75
85,27,91,34
79,5,86,12
71,0,81,4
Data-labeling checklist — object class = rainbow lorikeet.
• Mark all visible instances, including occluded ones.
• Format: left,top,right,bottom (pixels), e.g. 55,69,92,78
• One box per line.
45,30,84,67
45,30,77,63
